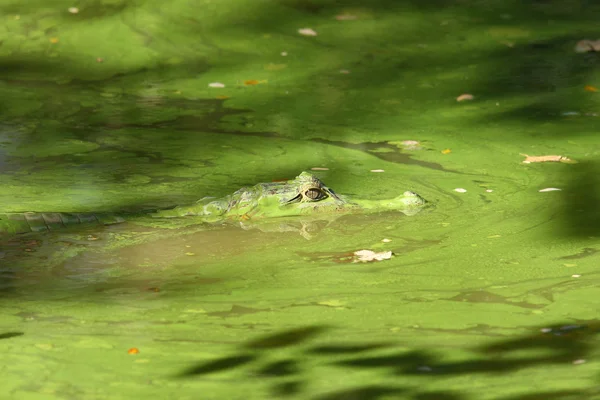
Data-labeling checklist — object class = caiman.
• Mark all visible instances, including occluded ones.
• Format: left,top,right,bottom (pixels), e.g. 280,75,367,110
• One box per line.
0,172,427,238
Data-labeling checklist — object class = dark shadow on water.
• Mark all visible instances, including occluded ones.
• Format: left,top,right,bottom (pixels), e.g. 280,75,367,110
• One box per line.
0,331,24,339
558,160,600,238
177,320,600,399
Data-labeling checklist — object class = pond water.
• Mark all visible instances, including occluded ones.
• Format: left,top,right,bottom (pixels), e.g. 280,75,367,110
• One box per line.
1,0,600,399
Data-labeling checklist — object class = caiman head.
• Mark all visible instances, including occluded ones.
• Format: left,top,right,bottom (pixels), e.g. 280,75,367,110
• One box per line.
226,171,427,219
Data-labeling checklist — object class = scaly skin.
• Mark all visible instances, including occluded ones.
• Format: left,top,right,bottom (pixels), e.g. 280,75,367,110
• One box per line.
0,172,427,237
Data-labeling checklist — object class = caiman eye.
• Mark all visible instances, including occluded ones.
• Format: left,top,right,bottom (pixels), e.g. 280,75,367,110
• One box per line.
305,188,326,201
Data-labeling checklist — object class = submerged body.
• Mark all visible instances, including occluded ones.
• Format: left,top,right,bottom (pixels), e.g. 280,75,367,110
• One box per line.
0,172,427,237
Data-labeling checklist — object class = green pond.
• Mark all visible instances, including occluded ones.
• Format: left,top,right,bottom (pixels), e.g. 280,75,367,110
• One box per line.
1,0,600,399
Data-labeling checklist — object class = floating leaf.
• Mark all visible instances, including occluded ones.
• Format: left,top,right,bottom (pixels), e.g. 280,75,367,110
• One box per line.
244,79,260,86
520,154,576,164
215,95,229,100
539,188,561,192
128,348,139,354
584,85,598,92
575,39,600,53
49,37,59,44
454,188,467,193
353,250,392,262
399,140,421,150
310,167,329,171
298,28,318,36
208,82,225,88
68,7,79,13
370,169,385,173
441,149,451,154
456,93,474,102
96,57,104,63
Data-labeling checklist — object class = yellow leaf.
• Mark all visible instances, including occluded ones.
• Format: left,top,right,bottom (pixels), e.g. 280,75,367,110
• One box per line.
244,79,260,85
441,149,451,154
49,37,59,43
584,85,598,92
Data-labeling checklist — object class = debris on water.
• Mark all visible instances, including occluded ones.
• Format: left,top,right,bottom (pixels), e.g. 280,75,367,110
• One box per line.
244,79,260,86
572,274,581,278
381,238,391,243
561,111,580,116
573,359,586,365
540,328,552,333
298,28,318,36
96,57,104,63
521,154,576,164
485,189,493,193
281,51,288,56
128,348,140,355
208,82,225,88
399,140,421,150
68,7,79,14
49,37,59,44
539,188,561,192
456,93,474,102
185,252,195,256
353,250,393,262
370,169,385,173
311,167,329,171
441,149,451,154
584,85,598,92
86,235,99,241
339,69,350,74
454,188,467,193
575,39,600,53
335,14,358,20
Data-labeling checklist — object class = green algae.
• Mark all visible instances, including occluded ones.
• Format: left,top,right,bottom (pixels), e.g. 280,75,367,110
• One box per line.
1,0,600,399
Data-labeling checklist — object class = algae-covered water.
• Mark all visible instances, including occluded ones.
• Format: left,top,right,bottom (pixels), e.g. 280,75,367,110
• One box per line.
1,0,600,399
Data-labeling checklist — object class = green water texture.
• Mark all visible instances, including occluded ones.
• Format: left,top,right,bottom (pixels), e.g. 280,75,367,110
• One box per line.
1,0,600,399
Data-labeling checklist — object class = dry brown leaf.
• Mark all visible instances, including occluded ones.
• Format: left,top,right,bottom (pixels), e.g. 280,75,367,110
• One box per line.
353,250,393,263
298,28,317,36
575,39,600,53
244,79,260,85
584,85,598,92
521,154,576,164
456,93,474,102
